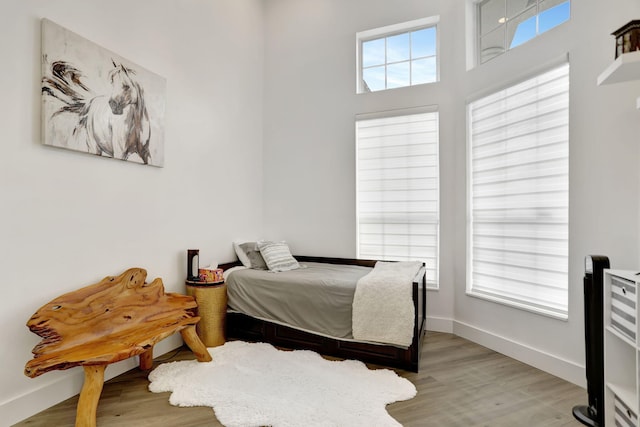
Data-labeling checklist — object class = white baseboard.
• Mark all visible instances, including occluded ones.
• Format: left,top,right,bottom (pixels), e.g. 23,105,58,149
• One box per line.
452,320,586,388
3,335,183,426
425,315,454,333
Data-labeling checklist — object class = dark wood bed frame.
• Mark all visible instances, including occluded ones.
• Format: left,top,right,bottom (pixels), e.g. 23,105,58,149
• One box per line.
218,255,427,372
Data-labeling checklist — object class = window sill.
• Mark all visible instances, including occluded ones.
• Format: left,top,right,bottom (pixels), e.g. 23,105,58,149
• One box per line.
465,290,568,321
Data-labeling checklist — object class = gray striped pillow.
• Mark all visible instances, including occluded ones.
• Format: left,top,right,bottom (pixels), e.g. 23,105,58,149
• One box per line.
257,241,299,272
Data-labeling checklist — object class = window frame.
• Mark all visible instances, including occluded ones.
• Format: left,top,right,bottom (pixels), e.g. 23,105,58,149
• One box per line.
355,106,440,289
466,60,570,319
356,16,440,94
476,0,571,65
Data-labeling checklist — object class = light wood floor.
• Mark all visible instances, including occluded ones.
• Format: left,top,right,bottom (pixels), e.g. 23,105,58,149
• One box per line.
14,332,587,427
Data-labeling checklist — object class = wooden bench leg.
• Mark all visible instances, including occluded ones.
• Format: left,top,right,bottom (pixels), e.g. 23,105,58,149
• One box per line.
75,365,106,427
139,347,154,370
180,325,213,362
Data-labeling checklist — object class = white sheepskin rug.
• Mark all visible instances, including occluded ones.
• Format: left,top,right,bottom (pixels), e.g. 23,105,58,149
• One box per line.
148,341,416,427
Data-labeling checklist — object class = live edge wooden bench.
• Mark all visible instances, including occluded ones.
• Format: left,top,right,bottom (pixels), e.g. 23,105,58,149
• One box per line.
24,267,212,427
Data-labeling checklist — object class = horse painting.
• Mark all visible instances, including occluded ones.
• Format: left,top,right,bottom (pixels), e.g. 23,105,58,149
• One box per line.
41,19,165,166
42,59,152,165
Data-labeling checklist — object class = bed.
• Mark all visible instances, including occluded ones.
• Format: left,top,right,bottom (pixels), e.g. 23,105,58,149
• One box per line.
219,255,426,372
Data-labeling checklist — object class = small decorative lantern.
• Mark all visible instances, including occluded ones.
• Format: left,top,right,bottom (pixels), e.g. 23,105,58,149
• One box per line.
612,20,640,58
187,249,200,281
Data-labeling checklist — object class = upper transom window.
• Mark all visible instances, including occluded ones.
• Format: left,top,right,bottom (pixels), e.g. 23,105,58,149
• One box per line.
357,16,439,93
478,0,570,64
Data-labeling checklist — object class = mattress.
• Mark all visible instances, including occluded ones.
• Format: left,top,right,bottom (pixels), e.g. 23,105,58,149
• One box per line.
226,262,372,339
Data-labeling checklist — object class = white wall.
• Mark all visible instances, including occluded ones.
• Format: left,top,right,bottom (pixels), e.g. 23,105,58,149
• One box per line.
453,0,640,385
262,0,640,386
0,1,264,425
262,0,459,335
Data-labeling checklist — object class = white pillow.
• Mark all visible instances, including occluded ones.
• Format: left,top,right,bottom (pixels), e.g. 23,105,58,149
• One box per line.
233,241,268,269
257,241,299,272
233,242,252,267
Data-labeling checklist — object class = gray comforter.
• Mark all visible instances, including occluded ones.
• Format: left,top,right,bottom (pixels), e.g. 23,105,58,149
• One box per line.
226,262,372,339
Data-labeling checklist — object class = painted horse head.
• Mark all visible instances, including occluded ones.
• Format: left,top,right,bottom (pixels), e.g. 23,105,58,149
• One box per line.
108,60,139,115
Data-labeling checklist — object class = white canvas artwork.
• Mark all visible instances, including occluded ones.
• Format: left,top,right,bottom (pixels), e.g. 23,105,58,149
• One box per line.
41,19,166,167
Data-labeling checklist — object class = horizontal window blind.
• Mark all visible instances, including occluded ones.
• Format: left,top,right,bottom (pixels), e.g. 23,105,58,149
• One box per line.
468,63,569,318
356,111,439,287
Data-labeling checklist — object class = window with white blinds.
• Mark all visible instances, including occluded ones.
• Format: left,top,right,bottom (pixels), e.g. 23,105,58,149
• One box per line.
356,110,439,288
467,62,569,319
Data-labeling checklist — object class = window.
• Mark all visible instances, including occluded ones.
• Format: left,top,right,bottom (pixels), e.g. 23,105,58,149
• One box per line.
478,0,570,64
467,62,569,318
357,16,438,93
356,109,439,288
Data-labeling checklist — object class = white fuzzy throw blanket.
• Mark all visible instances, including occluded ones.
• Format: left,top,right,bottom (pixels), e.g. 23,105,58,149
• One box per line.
352,261,423,347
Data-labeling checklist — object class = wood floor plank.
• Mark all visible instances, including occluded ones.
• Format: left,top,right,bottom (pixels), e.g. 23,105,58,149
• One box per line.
13,332,587,426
